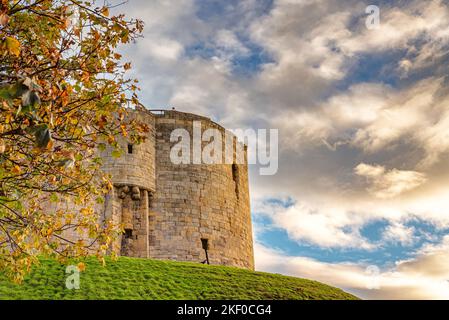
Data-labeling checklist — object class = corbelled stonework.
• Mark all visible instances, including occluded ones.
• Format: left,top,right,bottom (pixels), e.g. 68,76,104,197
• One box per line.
99,108,254,270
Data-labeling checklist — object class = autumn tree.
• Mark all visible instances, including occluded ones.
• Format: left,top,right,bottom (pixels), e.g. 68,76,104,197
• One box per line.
0,0,146,281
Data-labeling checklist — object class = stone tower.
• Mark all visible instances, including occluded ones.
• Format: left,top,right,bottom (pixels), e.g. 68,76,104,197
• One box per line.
100,108,254,270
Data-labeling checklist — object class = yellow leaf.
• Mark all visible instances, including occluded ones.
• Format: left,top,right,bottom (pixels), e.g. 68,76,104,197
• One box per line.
77,262,86,272
12,165,21,174
101,7,109,17
5,37,20,56
4,113,12,124
80,207,93,215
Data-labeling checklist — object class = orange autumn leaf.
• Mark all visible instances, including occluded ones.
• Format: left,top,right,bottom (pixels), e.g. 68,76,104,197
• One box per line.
101,7,109,17
11,165,21,174
77,262,86,272
0,13,9,26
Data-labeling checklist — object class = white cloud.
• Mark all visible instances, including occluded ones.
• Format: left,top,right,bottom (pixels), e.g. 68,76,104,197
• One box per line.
355,163,427,199
253,186,449,249
416,107,449,169
262,201,373,249
215,29,249,56
339,1,449,71
255,242,449,299
272,77,446,155
144,38,184,61
351,78,444,154
382,223,416,246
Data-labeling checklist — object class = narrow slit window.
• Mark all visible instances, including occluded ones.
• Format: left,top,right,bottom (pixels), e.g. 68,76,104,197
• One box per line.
232,164,239,199
232,164,238,182
127,143,133,154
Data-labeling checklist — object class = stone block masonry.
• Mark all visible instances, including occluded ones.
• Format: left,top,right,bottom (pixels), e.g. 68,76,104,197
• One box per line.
99,108,254,270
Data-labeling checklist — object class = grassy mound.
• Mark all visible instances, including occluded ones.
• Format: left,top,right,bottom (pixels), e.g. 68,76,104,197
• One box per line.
0,257,358,300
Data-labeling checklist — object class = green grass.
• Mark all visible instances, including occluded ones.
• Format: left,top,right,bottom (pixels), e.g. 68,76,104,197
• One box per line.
0,256,358,300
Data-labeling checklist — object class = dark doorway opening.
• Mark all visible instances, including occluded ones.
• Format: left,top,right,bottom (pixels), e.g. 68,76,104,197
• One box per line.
124,228,133,239
201,238,210,265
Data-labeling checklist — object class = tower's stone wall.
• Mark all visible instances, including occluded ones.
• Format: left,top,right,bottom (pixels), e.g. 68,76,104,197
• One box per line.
99,109,254,269
100,109,156,192
149,111,254,269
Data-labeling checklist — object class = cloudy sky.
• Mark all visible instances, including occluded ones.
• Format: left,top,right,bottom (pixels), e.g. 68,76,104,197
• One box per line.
115,0,449,299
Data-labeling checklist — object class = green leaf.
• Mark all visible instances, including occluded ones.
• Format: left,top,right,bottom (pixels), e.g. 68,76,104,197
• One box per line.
96,196,105,204
34,124,52,148
0,86,12,100
97,143,106,151
50,193,58,203
0,82,28,101
111,149,122,158
19,104,35,115
101,95,112,104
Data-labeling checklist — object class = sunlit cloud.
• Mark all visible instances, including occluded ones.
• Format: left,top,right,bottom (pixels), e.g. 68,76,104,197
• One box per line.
355,163,427,199
255,242,449,299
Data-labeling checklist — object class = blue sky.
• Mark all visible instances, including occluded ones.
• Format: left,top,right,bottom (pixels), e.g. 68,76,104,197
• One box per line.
255,207,449,266
117,0,449,299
